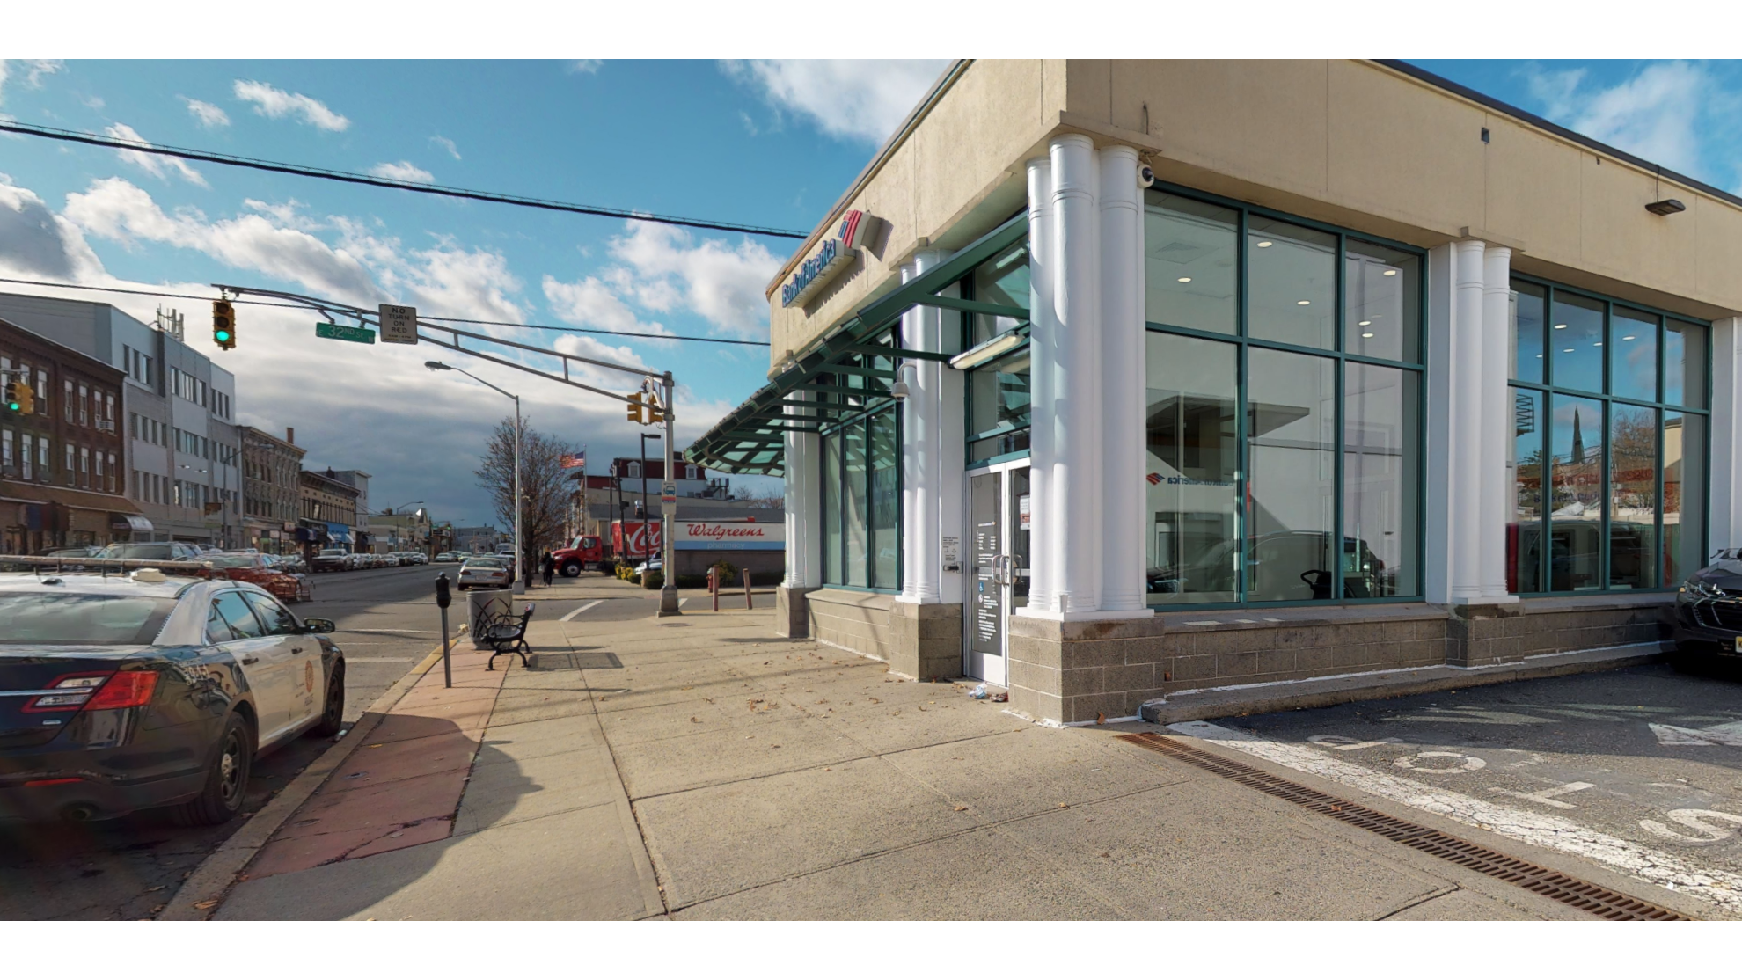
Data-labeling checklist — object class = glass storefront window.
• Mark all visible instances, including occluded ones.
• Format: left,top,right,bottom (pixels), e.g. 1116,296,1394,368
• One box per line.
1509,387,1544,594
870,409,899,589
1610,308,1659,403
1549,395,1604,591
969,241,1030,347
1344,241,1420,363
1665,319,1707,408
1145,333,1239,605
823,432,843,585
1145,194,1238,336
1344,364,1418,597
1550,292,1604,394
1608,404,1658,589
1511,281,1546,383
1247,348,1336,602
1247,217,1335,350
1664,412,1705,585
967,349,1031,464
842,421,870,588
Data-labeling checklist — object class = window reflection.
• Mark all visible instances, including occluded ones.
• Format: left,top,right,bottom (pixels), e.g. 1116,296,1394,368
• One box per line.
1550,293,1604,393
1247,348,1336,601
1511,282,1546,383
1144,194,1238,335
1248,217,1335,350
1609,404,1658,589
1610,308,1659,403
967,350,1031,463
823,432,842,584
1509,387,1544,593
970,242,1029,347
1344,364,1417,597
1549,395,1604,590
1145,334,1239,604
842,422,869,588
1665,320,1707,408
1344,241,1419,363
1664,413,1705,585
870,410,899,589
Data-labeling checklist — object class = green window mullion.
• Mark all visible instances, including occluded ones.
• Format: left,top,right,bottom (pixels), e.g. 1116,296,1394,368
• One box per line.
1600,398,1611,589
1236,205,1250,601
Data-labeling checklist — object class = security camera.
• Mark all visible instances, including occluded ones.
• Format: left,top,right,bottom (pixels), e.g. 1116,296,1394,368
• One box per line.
1138,164,1155,188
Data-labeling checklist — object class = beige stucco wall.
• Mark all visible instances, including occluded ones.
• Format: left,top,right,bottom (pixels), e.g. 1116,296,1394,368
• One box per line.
767,59,1742,375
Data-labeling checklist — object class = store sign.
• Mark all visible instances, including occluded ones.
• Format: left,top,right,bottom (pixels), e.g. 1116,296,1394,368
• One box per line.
675,521,786,551
780,210,881,308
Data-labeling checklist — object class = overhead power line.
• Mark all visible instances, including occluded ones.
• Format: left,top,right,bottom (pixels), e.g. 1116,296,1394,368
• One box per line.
0,120,809,241
0,276,771,347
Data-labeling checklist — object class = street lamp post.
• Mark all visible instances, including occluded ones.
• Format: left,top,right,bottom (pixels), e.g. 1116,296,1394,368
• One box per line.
426,362,523,594
639,433,659,570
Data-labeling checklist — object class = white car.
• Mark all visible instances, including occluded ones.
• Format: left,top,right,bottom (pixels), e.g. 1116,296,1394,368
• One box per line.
0,565,345,825
456,557,512,591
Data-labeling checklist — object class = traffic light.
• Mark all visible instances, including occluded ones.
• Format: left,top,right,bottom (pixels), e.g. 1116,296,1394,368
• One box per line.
213,300,236,350
626,392,643,423
4,381,32,414
3,381,20,413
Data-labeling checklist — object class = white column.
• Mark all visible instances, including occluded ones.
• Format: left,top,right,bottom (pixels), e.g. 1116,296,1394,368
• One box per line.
1022,155,1058,616
1423,244,1456,604
1049,133,1102,616
1710,317,1742,554
900,249,945,604
1098,145,1148,613
1449,238,1486,602
1480,246,1517,602
784,392,821,589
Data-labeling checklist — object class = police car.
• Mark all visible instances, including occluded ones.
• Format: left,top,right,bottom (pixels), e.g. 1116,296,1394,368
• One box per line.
0,558,346,825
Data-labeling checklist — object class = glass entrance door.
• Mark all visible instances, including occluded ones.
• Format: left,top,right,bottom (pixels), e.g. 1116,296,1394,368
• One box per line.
966,462,1029,686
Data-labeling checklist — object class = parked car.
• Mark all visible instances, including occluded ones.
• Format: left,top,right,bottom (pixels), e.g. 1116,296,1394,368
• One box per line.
434,552,457,563
1673,549,1742,662
456,556,512,591
95,542,207,563
0,569,345,825
273,554,310,575
210,553,314,603
312,548,351,573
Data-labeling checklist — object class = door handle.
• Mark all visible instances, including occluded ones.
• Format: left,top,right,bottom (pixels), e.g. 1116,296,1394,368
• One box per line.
241,657,259,665
291,647,305,654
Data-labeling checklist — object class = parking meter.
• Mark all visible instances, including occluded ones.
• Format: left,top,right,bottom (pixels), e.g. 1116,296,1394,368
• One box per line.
436,573,452,687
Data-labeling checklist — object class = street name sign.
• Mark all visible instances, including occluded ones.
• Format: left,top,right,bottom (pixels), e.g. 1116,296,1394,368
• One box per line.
316,322,376,345
378,304,418,345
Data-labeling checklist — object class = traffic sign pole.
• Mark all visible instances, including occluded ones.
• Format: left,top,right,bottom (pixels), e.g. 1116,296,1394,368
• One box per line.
658,370,681,617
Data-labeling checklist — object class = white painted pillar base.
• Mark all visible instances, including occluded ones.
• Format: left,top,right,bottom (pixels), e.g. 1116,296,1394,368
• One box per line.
783,392,821,590
1711,317,1742,554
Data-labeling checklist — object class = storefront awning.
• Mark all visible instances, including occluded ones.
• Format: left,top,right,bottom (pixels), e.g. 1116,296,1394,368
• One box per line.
688,213,1029,476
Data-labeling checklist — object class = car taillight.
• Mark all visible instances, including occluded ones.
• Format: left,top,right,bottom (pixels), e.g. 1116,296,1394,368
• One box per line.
23,670,157,712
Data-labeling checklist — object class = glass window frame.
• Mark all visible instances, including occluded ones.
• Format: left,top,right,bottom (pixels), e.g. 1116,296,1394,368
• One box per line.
1507,271,1711,597
816,330,904,594
1143,181,1429,609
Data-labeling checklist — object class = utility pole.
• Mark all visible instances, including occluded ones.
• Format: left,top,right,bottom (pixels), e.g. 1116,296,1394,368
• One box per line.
659,370,679,617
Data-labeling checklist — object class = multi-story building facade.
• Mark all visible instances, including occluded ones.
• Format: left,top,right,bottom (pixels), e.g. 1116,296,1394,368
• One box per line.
0,295,242,548
691,60,1742,725
325,469,372,550
299,468,362,556
242,426,306,554
1,317,141,553
369,510,431,555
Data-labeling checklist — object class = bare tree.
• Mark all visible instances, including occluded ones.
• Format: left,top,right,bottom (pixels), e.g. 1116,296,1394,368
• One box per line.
474,416,576,576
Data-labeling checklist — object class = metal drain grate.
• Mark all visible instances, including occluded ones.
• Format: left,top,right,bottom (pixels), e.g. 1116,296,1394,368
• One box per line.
1116,732,1689,921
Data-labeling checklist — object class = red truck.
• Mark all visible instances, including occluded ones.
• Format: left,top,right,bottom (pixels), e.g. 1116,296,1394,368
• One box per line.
550,534,605,577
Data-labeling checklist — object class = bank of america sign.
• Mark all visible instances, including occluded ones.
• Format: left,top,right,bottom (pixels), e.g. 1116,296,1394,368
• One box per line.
781,209,882,307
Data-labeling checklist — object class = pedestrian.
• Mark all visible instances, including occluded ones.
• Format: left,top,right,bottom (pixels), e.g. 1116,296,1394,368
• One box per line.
540,550,555,588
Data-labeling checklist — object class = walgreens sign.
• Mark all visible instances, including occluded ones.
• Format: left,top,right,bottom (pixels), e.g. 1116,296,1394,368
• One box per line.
676,521,785,551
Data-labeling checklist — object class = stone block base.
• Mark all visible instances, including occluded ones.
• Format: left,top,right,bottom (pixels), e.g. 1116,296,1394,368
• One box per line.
891,601,963,681
774,586,814,639
806,589,896,663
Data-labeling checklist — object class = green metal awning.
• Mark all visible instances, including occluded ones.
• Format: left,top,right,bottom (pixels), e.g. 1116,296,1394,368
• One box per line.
688,212,1029,476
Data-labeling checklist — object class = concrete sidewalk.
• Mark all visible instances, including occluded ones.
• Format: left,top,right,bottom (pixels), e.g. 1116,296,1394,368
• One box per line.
213,577,1608,920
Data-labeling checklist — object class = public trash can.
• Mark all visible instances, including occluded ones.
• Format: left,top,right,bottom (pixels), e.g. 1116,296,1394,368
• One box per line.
468,588,513,650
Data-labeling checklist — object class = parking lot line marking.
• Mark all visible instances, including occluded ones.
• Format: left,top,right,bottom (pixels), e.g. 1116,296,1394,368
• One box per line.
561,600,603,622
1651,721,1742,748
1492,781,1594,810
1168,720,1742,916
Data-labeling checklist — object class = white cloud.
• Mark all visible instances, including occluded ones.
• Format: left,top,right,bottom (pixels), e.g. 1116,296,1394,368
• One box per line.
606,221,781,339
722,59,950,144
0,59,63,106
1521,61,1710,177
738,111,759,137
569,60,602,75
184,97,230,128
0,172,106,281
542,275,669,338
232,79,350,131
81,95,105,110
430,135,461,160
369,161,436,184
104,123,208,187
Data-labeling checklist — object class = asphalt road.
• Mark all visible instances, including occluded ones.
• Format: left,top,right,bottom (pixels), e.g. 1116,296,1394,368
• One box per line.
1186,658,1742,917
0,563,458,920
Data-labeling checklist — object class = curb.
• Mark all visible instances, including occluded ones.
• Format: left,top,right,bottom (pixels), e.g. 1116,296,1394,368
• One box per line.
158,630,462,921
1139,642,1669,724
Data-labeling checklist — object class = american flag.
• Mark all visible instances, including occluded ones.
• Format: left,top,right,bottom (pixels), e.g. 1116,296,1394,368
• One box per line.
560,452,585,470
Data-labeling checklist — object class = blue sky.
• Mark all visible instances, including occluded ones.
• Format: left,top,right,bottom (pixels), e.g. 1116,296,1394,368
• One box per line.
1,58,1738,527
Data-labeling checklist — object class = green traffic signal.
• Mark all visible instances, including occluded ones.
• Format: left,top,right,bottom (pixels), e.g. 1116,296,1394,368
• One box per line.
4,401,17,412
216,329,233,342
